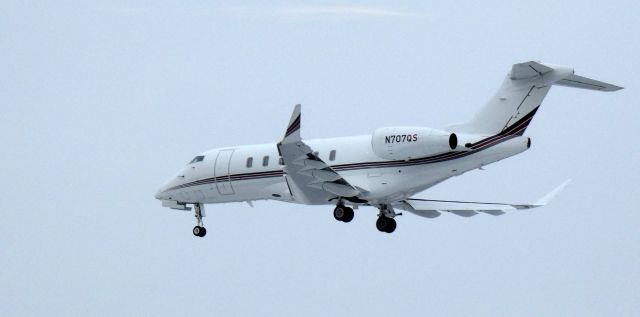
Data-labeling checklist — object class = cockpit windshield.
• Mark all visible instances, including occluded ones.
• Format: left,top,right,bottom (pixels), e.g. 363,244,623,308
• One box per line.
189,155,205,164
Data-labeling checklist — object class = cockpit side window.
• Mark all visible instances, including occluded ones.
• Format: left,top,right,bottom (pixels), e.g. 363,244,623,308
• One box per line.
189,155,205,164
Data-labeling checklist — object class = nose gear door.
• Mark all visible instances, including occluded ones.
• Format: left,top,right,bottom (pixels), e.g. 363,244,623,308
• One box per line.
214,149,235,195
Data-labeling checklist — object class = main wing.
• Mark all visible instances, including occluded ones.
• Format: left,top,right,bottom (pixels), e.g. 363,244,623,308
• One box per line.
394,180,571,218
277,105,362,204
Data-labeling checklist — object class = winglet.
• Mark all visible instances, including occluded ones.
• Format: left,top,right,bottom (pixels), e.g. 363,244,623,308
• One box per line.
283,104,301,143
534,179,572,206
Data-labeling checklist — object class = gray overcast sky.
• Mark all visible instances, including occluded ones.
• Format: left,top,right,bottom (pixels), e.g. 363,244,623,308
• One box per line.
2,1,639,316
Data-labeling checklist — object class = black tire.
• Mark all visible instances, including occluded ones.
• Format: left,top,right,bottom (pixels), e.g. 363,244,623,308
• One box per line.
376,217,397,233
200,227,207,237
376,217,389,232
333,205,346,222
193,226,202,237
342,207,354,223
385,218,397,233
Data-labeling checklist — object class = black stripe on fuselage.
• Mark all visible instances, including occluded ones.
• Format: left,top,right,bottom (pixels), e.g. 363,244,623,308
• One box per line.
166,170,284,191
164,106,539,192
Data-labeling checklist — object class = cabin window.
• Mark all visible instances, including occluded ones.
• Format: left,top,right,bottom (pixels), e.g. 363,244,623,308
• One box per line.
262,155,269,167
189,155,205,164
329,150,336,161
278,157,284,165
246,157,253,168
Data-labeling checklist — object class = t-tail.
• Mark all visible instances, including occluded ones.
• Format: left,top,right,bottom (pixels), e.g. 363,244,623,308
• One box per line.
448,61,623,136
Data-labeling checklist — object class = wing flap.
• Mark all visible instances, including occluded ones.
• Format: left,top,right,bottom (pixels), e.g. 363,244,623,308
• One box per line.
449,210,479,217
479,210,506,216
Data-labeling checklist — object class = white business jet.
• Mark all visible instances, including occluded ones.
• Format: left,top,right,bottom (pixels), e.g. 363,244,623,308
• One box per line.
155,61,621,236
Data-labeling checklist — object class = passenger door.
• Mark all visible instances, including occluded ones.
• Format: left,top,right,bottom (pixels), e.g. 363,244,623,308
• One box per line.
214,149,235,195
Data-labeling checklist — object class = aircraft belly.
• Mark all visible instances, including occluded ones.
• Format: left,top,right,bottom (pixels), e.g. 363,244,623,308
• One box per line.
352,165,447,202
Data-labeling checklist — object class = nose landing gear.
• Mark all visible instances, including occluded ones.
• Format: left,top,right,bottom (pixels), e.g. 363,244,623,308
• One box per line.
193,225,206,237
193,203,206,237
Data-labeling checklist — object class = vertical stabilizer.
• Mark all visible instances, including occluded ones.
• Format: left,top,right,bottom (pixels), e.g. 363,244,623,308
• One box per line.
448,61,622,135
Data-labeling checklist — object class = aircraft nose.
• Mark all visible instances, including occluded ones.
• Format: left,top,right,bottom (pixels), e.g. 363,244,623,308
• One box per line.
154,188,167,200
155,172,184,201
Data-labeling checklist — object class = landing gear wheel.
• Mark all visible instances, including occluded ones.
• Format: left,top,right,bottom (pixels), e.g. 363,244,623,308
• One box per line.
333,205,345,221
333,205,354,222
193,226,206,237
386,218,396,233
342,207,354,223
376,216,397,233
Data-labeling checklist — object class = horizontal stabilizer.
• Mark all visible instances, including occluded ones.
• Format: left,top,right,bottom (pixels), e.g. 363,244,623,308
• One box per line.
555,74,623,91
448,61,623,135
511,61,622,91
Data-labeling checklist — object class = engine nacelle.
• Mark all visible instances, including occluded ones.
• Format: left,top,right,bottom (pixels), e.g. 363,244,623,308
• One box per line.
371,126,458,160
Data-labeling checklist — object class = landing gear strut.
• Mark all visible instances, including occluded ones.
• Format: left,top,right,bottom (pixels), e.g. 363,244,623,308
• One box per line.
333,204,354,223
193,203,206,237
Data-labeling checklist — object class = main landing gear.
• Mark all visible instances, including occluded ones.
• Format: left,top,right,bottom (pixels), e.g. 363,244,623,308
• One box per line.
333,204,354,222
332,203,398,233
193,203,206,237
376,205,398,233
376,216,396,233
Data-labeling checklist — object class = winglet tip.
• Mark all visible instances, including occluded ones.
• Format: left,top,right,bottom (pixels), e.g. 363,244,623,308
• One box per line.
283,104,302,141
534,179,572,206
